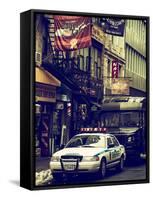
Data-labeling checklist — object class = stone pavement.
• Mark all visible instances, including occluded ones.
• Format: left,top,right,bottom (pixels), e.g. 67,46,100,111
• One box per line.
35,157,50,172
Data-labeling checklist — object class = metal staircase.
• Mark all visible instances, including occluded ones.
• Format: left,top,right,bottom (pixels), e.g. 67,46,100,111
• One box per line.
43,15,103,101
44,14,64,62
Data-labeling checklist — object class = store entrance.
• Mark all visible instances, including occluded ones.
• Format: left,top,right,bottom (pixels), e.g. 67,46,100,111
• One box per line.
36,113,50,157
40,114,50,157
35,103,53,157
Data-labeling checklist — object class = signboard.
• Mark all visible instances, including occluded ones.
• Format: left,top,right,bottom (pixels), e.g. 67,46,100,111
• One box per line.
104,18,125,36
56,102,64,110
92,25,105,44
111,79,129,95
54,16,91,51
36,83,56,102
112,60,119,78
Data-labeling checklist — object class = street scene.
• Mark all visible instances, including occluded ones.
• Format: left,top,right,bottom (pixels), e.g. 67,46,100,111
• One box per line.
35,157,146,186
35,14,147,186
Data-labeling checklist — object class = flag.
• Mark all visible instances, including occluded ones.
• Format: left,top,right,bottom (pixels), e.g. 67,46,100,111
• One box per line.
104,18,125,36
54,16,91,51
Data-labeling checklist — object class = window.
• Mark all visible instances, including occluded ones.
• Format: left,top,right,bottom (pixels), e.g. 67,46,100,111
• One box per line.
119,64,124,77
111,136,120,147
120,112,140,127
126,47,129,69
97,56,101,79
75,48,89,71
79,55,84,71
91,47,95,77
101,112,120,127
107,137,114,147
66,135,106,148
107,59,111,76
42,35,48,56
90,47,102,78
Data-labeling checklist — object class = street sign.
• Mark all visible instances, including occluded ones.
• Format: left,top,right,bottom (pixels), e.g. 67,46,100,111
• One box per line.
112,60,119,78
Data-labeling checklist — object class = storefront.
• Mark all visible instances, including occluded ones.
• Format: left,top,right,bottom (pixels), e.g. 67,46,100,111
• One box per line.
35,66,61,157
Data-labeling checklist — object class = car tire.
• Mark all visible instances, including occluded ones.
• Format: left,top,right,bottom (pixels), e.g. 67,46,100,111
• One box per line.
99,158,106,178
116,156,124,172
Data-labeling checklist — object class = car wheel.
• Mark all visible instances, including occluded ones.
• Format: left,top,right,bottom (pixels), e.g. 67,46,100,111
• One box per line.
99,158,106,178
117,156,124,171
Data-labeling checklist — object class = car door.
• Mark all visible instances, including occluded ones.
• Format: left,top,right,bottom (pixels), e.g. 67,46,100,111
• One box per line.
107,137,117,163
110,136,122,161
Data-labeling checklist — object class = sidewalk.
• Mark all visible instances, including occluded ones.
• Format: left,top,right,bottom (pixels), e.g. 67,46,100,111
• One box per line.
35,157,50,172
35,157,53,186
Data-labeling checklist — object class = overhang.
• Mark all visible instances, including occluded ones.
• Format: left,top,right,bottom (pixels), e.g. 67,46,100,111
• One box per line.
36,66,61,87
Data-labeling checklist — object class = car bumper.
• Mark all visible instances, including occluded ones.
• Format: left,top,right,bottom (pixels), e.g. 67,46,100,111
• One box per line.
50,161,100,174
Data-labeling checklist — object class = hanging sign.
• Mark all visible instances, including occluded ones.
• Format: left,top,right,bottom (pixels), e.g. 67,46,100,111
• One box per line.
105,18,125,36
92,25,105,44
54,16,91,51
111,79,129,95
112,60,119,78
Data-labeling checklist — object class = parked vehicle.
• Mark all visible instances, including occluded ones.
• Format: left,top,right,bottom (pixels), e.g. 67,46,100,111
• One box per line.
50,128,126,181
97,97,146,160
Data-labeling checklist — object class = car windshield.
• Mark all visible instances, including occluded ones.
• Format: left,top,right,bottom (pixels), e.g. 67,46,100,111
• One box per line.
100,111,142,128
65,135,106,148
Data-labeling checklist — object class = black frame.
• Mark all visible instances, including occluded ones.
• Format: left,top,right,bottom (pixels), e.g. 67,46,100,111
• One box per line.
20,9,150,190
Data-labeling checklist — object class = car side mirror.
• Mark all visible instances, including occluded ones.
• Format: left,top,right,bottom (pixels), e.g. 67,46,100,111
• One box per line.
108,143,115,148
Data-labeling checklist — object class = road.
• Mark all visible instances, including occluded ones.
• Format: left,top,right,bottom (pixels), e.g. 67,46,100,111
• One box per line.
45,160,146,186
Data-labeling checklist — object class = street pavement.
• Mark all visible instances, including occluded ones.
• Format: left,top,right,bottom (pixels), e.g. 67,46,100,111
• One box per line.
35,157,147,186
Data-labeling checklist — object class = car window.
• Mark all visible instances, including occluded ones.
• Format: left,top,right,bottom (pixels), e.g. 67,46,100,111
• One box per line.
65,135,106,148
111,136,120,147
107,137,114,147
66,138,83,147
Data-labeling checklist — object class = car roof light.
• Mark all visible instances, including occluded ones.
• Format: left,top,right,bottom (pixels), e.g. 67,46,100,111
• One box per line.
80,127,107,133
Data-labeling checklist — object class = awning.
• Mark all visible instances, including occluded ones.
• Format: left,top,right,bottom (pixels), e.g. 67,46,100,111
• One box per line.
36,66,61,87
100,102,142,111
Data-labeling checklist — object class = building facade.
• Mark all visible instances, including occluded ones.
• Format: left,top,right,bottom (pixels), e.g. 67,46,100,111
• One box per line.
103,33,126,98
35,15,105,156
125,19,146,97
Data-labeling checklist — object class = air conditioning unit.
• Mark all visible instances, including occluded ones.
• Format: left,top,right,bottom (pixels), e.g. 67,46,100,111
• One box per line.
35,52,42,66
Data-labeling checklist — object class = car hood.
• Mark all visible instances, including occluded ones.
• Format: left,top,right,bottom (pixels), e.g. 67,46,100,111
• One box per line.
52,147,106,157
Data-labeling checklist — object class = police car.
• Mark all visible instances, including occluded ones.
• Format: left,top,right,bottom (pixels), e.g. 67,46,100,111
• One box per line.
50,128,126,180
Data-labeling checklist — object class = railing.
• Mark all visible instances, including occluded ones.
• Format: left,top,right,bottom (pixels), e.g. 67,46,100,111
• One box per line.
51,56,103,98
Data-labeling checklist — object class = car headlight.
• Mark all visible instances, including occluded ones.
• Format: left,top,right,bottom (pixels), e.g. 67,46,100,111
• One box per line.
82,156,99,162
51,156,60,162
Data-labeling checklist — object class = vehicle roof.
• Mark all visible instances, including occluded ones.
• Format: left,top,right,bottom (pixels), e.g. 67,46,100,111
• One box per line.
100,102,143,111
108,127,140,133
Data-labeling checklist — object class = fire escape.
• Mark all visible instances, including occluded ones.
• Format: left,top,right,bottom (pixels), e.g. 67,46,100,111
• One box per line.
43,15,103,104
